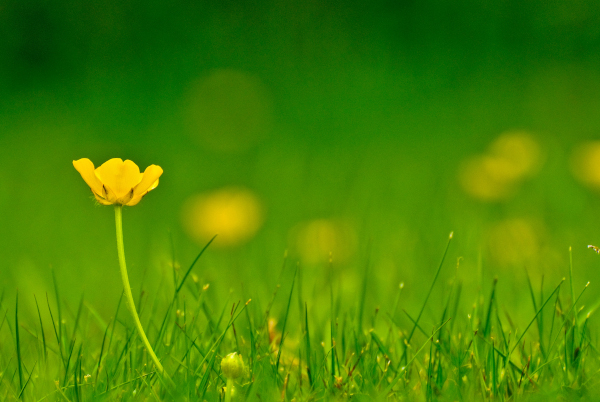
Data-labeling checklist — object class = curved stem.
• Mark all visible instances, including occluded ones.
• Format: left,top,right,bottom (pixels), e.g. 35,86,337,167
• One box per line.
114,205,174,387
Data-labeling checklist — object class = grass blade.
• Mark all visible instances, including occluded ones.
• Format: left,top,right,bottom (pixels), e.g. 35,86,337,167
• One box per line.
547,281,590,357
17,360,37,399
304,303,313,387
46,293,66,368
70,295,85,350
510,278,564,358
175,235,217,295
483,277,498,338
402,232,453,362
276,267,297,372
34,295,47,361
386,318,452,393
106,291,124,363
569,247,580,334
15,292,23,395
52,268,63,354
94,318,111,390
357,240,372,335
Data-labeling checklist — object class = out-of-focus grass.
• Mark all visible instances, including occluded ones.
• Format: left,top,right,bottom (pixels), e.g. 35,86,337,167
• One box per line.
1,231,599,400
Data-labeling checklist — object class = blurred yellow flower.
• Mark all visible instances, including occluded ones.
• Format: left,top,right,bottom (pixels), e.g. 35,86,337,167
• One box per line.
182,187,264,248
292,219,357,265
570,141,600,188
487,132,542,180
73,158,163,206
486,218,540,267
183,69,273,153
459,131,542,202
458,155,518,201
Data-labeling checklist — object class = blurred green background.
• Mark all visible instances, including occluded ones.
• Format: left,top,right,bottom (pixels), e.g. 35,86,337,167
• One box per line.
2,0,600,323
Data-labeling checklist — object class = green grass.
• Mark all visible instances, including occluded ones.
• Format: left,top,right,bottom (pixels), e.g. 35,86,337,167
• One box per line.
1,233,599,401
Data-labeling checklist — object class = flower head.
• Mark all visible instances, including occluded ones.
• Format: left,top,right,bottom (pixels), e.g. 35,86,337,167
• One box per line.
458,131,542,202
221,352,244,380
73,158,163,206
182,187,264,248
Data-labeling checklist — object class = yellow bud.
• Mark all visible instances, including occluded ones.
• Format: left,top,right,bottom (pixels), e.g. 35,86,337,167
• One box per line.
221,352,244,380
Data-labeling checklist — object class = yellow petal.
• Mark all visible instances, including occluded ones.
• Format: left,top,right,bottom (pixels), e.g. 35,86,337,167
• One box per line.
101,184,118,204
127,178,160,206
126,194,143,206
73,158,104,196
95,159,143,199
94,193,114,205
133,165,163,196
117,189,135,205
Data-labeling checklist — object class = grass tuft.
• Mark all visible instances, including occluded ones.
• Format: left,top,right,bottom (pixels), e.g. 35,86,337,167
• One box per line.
4,234,600,400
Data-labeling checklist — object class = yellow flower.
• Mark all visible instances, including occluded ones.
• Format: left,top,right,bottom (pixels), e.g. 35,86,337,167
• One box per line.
570,141,600,188
73,158,163,206
458,131,542,202
181,187,264,248
291,219,357,264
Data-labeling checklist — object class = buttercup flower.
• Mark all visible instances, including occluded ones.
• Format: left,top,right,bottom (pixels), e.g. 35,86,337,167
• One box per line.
73,158,163,206
74,157,173,390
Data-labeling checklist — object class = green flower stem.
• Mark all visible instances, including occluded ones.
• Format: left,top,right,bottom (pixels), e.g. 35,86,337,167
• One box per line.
225,379,234,402
114,205,174,387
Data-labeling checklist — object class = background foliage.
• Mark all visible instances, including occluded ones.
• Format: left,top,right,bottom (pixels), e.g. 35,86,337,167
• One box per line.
1,0,600,332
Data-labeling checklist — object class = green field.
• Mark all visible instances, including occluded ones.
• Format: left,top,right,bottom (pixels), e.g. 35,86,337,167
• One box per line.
2,1,600,400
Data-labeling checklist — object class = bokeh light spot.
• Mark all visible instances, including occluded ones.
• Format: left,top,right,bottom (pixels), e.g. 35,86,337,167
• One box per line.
183,69,273,153
485,218,541,267
488,132,543,180
459,131,542,201
458,155,518,201
181,187,264,248
291,219,357,265
570,141,600,188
